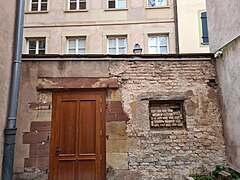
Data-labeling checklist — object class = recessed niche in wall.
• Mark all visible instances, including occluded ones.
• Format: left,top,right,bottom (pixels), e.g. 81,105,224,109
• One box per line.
149,100,185,129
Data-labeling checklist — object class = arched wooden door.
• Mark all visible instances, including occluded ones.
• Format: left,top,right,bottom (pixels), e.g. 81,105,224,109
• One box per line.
49,91,106,180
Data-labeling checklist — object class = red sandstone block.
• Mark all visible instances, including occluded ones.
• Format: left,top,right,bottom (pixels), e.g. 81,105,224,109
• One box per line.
30,121,51,132
29,102,52,110
108,101,123,113
29,143,50,158
106,112,128,122
23,132,50,144
24,157,49,170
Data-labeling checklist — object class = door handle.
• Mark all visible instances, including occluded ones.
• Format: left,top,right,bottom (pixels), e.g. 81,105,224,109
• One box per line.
56,147,61,156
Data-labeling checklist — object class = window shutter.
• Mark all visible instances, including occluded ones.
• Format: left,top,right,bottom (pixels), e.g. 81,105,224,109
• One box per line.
201,12,209,45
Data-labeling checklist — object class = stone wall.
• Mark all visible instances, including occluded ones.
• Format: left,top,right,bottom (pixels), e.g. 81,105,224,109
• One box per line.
107,60,226,179
14,57,226,179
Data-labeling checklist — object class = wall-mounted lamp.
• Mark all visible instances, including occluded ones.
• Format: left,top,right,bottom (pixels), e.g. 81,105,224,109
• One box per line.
133,43,142,54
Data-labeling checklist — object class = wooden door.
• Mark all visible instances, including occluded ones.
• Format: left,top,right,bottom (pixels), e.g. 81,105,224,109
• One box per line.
49,91,106,180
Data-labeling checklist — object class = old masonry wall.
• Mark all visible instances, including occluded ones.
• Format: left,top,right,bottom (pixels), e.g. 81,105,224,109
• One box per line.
13,57,226,180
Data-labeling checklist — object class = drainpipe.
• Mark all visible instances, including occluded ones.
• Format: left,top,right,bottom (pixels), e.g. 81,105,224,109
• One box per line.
2,0,25,179
173,0,180,54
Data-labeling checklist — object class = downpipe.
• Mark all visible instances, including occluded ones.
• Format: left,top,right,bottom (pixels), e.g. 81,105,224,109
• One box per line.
2,0,25,179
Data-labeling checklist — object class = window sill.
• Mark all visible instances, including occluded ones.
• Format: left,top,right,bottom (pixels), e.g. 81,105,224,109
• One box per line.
25,11,48,14
64,9,88,13
145,6,170,9
104,8,128,12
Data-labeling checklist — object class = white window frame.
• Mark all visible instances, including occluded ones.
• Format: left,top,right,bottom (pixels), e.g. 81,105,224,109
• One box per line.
147,0,167,7
107,36,127,54
108,0,126,9
67,0,87,10
148,35,169,54
29,0,47,11
27,38,46,54
67,37,86,54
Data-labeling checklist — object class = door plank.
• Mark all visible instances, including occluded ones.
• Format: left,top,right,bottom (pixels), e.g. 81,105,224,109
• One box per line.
79,100,96,155
59,101,77,156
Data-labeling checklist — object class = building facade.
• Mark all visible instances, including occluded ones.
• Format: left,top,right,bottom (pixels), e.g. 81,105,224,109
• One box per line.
22,0,209,55
206,0,240,172
23,0,177,55
10,0,227,179
177,0,209,53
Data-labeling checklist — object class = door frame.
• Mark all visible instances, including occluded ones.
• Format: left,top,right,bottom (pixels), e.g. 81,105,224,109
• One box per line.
48,90,106,180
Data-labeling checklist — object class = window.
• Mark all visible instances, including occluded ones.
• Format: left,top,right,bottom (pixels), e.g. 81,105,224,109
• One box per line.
67,37,86,54
147,0,167,7
107,37,127,54
27,39,46,54
148,35,169,54
68,0,86,10
108,0,126,9
200,11,209,45
30,0,47,11
149,100,185,129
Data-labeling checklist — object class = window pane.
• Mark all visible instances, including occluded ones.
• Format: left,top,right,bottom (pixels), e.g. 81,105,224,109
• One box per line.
31,3,38,11
118,38,125,47
70,2,77,10
118,0,126,8
29,41,36,49
148,37,157,46
108,39,116,47
157,0,167,6
41,2,47,11
69,40,76,49
79,2,86,9
108,0,115,8
160,46,167,54
78,48,85,54
69,49,76,54
159,36,167,46
32,0,38,2
38,50,45,55
78,39,86,48
148,0,155,7
29,50,36,55
109,48,116,54
119,47,126,54
149,46,157,54
39,40,45,49
41,0,47,2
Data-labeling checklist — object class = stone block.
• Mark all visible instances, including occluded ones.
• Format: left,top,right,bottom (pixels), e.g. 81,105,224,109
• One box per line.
106,121,126,140
107,153,128,170
31,110,52,122
106,139,140,153
109,90,121,101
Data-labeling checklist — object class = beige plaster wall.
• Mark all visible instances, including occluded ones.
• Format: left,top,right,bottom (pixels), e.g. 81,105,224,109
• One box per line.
0,0,16,177
177,0,209,53
23,0,176,54
23,23,176,54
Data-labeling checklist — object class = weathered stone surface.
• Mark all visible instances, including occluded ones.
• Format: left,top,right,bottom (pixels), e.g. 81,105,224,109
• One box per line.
107,90,121,101
15,59,226,179
107,170,141,180
31,110,52,122
107,153,128,170
37,61,109,78
106,139,140,153
106,121,126,140
37,77,118,90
